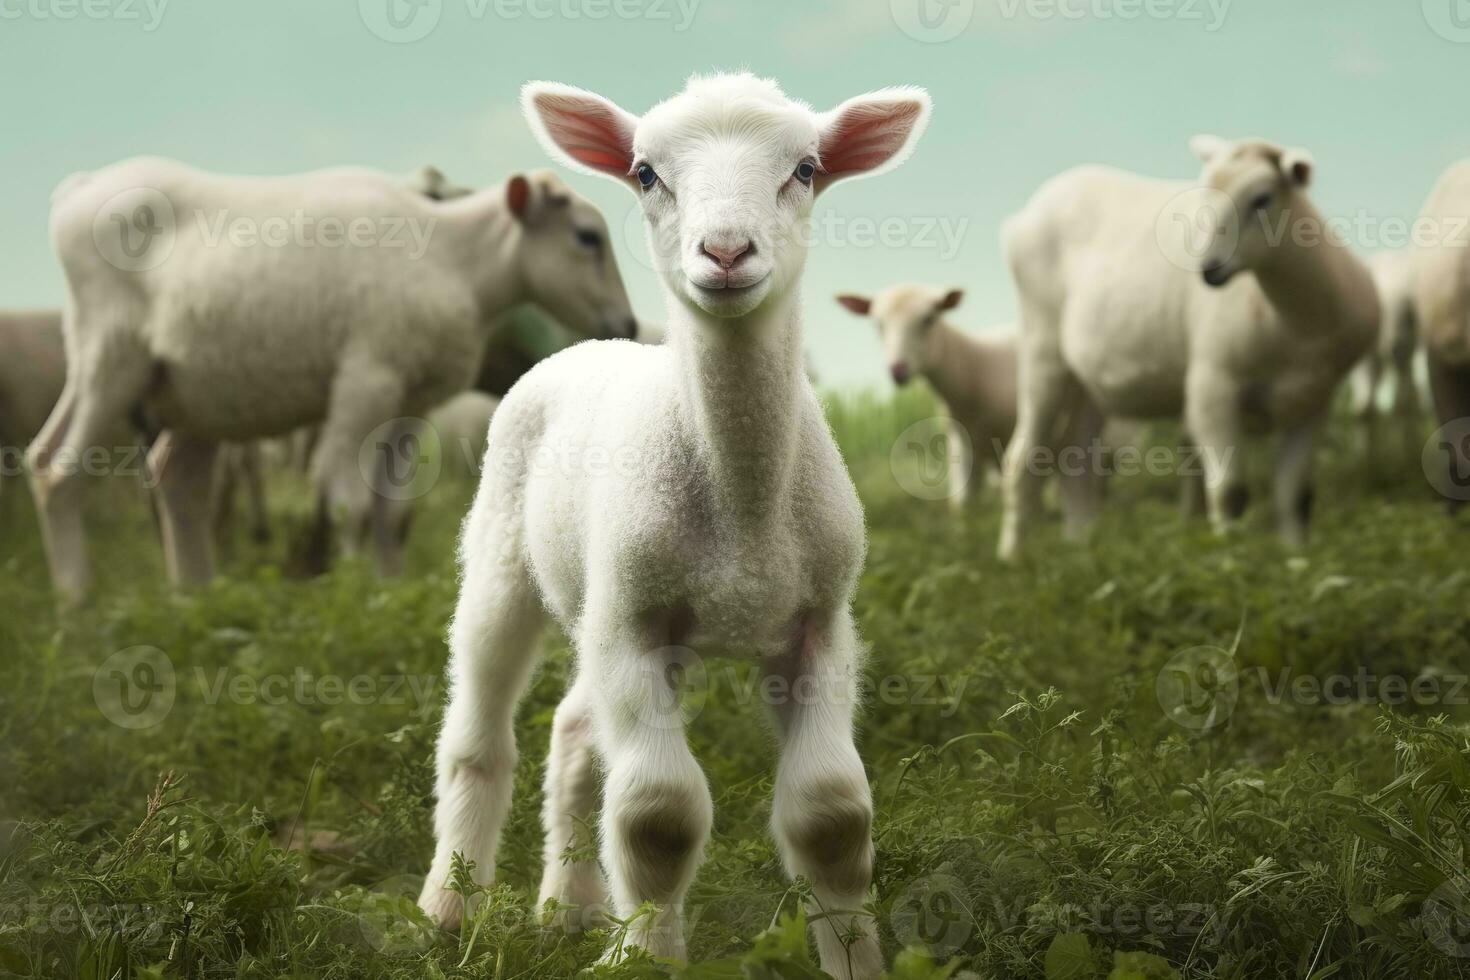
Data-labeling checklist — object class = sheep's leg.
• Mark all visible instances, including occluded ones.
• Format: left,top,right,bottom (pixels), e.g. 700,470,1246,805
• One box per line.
945,418,975,511
1057,394,1105,543
1272,416,1323,549
311,362,405,574
211,445,240,550
536,673,609,932
418,503,545,928
999,355,1070,561
588,611,712,962
764,608,880,980
26,342,152,605
1179,437,1208,519
1185,371,1247,535
366,417,423,576
238,442,270,542
1427,354,1470,515
148,431,221,588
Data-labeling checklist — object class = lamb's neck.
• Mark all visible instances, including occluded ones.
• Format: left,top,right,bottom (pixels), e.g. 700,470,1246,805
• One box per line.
668,291,807,522
1254,195,1372,334
921,320,974,408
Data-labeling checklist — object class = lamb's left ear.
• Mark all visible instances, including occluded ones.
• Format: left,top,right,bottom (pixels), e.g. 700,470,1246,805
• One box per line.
1190,134,1231,163
816,87,932,192
937,289,963,311
522,81,640,186
836,294,873,316
1279,148,1314,188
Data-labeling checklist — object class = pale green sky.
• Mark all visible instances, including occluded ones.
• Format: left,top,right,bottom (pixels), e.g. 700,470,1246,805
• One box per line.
1,0,1466,387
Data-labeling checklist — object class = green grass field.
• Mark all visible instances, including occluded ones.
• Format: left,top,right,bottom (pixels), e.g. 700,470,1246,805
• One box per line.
2,392,1468,979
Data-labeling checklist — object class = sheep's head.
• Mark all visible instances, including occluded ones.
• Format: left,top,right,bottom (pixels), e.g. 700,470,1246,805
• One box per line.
523,73,931,320
504,170,638,340
836,285,962,386
1189,135,1315,288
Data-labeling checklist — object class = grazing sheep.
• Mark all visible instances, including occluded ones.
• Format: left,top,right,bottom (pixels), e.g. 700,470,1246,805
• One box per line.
29,158,638,603
1000,137,1379,559
836,286,1016,506
1412,161,1470,505
1350,250,1422,429
418,73,931,978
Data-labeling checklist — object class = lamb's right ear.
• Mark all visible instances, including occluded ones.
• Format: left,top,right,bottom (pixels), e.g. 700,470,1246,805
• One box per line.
507,174,533,221
522,82,640,185
836,294,873,316
938,289,963,311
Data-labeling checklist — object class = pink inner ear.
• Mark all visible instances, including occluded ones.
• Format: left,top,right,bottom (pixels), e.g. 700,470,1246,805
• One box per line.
534,93,633,175
820,101,923,178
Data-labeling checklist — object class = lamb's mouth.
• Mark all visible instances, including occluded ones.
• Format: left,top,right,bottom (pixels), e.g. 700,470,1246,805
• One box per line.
687,273,771,296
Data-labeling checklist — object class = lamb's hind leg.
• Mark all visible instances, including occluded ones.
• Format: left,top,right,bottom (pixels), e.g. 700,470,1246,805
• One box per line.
537,673,609,931
765,608,880,980
586,606,712,962
419,498,545,928
26,339,153,605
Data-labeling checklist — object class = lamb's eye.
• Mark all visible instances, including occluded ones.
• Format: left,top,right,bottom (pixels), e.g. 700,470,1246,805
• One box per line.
794,160,817,185
636,164,658,189
575,228,602,250
1250,192,1273,212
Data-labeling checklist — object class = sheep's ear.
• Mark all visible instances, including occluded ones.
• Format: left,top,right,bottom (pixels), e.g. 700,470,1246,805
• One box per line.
507,174,532,221
937,289,963,312
522,81,640,185
1190,134,1231,163
816,87,932,193
836,294,872,316
1280,148,1314,188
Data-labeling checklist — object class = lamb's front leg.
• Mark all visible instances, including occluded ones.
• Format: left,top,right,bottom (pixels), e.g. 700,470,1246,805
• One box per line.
765,608,881,980
1186,371,1248,535
1273,416,1324,549
586,612,713,963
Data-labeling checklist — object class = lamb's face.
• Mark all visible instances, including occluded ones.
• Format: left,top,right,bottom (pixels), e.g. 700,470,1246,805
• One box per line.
1190,135,1315,288
837,286,962,385
632,86,820,318
522,74,931,322
511,171,638,340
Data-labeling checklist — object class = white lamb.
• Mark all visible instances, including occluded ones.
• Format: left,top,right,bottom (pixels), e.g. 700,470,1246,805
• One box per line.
836,286,1016,506
999,137,1379,559
1413,160,1470,502
30,160,637,603
1350,250,1422,429
418,73,932,979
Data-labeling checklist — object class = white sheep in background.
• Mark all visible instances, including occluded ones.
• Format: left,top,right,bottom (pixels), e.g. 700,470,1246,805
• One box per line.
29,159,637,603
1350,250,1422,430
836,286,1016,507
1413,160,1470,505
418,73,931,979
1000,137,1379,560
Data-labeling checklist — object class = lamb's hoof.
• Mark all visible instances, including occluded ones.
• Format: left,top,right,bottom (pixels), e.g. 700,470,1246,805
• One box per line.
537,867,611,934
416,882,464,931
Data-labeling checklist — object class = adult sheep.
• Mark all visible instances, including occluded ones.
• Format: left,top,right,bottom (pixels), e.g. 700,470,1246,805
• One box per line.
999,137,1379,559
1412,160,1470,505
836,285,1016,507
29,159,638,603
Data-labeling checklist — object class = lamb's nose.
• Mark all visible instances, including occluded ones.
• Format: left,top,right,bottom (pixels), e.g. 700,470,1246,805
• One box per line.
702,239,753,270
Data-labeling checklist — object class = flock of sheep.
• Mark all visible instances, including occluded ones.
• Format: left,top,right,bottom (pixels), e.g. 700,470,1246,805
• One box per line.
4,72,1469,978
